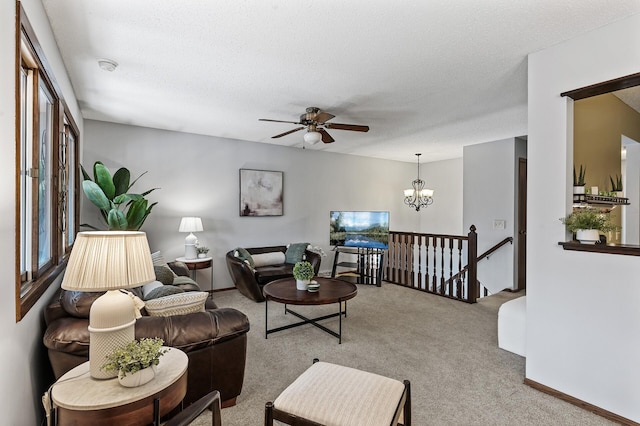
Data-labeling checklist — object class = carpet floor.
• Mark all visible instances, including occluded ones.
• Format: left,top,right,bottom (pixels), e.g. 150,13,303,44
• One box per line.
189,282,615,426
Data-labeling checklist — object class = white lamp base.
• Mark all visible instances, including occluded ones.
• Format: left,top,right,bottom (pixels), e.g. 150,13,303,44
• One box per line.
87,290,137,379
184,232,198,259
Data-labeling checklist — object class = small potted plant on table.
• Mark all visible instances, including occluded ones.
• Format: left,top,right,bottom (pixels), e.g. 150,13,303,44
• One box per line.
293,260,315,290
102,337,168,387
560,209,615,244
197,246,210,258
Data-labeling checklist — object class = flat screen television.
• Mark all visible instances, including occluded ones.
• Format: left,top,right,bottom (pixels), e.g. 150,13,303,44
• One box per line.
330,211,389,249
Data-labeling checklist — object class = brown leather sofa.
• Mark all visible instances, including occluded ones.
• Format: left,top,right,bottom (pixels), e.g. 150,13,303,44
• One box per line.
225,245,321,302
43,263,250,407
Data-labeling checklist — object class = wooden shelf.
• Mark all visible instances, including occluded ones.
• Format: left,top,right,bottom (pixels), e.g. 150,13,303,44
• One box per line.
558,241,640,256
572,194,629,207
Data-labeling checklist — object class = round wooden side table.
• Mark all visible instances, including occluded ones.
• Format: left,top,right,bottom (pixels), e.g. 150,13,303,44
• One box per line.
50,347,188,426
175,256,214,293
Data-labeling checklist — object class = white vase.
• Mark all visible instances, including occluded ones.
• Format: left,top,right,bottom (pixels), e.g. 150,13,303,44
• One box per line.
198,253,207,258
296,279,310,290
573,186,585,195
576,229,600,244
118,365,157,388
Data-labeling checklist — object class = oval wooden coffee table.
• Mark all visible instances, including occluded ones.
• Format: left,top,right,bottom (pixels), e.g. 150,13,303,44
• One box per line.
263,277,358,344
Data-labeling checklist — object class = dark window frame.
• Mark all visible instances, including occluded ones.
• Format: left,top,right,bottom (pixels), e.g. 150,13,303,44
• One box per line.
16,3,80,321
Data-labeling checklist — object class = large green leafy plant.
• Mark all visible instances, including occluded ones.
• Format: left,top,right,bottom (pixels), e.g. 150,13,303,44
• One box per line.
81,161,158,231
560,209,615,233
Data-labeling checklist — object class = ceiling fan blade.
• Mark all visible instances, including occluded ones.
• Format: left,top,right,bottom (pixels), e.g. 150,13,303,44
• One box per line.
314,112,335,123
272,127,304,138
319,129,335,143
259,118,301,125
325,122,369,132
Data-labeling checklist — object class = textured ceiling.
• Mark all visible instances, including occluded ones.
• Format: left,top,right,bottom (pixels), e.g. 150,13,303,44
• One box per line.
41,1,640,163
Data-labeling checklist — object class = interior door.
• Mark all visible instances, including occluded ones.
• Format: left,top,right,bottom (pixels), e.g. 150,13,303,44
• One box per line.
517,158,527,291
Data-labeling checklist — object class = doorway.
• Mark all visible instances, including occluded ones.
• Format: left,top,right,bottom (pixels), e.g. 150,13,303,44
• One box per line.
516,157,527,291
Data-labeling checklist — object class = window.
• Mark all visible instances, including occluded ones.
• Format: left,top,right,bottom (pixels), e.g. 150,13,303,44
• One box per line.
16,5,80,320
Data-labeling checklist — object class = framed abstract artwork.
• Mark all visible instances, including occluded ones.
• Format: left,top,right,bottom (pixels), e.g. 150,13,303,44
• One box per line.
239,169,283,216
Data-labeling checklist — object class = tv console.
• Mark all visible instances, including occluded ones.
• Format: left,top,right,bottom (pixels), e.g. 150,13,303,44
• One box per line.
330,246,385,287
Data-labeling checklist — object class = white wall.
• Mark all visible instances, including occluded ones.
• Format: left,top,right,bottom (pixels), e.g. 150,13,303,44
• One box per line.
417,158,464,235
623,139,640,244
463,138,524,294
528,14,640,422
0,1,82,425
83,120,463,288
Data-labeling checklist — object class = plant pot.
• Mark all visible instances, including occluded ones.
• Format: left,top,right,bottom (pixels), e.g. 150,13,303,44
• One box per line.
616,191,624,198
573,185,585,195
576,229,600,245
198,253,207,258
118,365,157,388
296,279,310,290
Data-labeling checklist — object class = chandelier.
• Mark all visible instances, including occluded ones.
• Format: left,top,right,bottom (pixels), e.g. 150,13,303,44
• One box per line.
404,153,434,211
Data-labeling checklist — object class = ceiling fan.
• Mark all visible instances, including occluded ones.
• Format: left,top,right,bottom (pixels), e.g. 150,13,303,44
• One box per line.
259,107,369,144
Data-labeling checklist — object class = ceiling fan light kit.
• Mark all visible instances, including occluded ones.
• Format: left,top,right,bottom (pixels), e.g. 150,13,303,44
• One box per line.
259,106,369,146
303,131,322,145
404,153,434,211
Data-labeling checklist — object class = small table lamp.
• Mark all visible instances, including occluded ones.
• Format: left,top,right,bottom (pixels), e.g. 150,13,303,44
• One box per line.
179,217,203,259
61,231,155,379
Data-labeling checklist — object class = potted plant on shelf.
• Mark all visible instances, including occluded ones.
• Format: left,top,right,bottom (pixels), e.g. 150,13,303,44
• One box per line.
573,164,586,194
609,174,623,197
560,209,615,244
293,260,315,290
102,338,168,387
197,246,210,258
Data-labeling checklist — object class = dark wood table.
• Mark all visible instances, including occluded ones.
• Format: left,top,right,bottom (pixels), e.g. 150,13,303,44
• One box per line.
263,277,358,344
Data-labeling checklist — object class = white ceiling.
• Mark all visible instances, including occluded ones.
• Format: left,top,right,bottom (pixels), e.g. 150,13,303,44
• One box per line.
41,0,640,163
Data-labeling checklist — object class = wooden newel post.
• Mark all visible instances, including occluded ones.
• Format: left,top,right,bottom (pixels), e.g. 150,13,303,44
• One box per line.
467,225,478,303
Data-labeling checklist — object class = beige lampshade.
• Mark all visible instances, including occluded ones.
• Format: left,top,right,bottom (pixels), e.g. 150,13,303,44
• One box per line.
61,231,155,292
179,216,203,233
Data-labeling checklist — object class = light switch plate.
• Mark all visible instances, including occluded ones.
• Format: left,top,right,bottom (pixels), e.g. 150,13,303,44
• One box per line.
493,220,506,230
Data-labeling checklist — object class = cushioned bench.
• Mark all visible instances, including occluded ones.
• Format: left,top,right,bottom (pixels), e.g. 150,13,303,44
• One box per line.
265,361,411,426
498,295,526,356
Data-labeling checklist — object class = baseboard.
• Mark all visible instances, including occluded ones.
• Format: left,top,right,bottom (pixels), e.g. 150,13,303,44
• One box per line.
523,378,638,425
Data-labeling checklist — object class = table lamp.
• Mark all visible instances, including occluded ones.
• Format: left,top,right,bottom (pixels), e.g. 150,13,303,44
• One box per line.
179,216,203,259
61,231,155,379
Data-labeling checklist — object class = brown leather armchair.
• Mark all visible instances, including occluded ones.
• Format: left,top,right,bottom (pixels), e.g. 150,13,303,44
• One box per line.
226,246,321,302
43,266,250,408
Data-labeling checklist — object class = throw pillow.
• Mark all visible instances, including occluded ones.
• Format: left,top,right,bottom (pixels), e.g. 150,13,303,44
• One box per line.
169,261,190,277
144,291,208,317
154,265,175,285
234,247,254,268
151,251,178,277
141,280,164,299
285,242,309,264
144,285,184,301
173,276,198,286
252,252,286,267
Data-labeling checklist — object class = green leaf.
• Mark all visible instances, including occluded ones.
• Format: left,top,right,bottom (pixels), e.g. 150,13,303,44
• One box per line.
141,188,160,197
113,193,143,205
128,170,149,192
107,209,128,230
94,163,116,201
112,168,131,197
126,199,148,230
80,164,92,181
82,180,111,211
